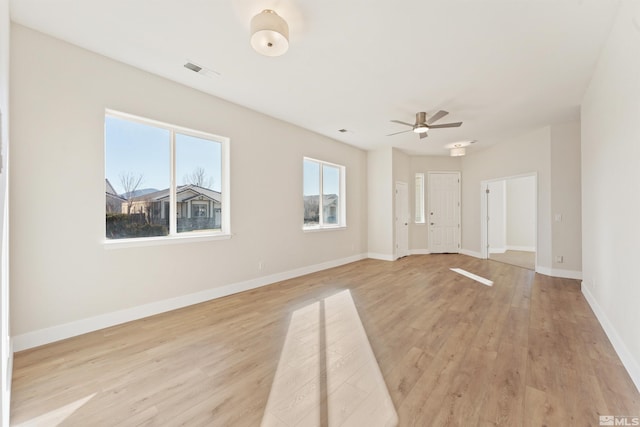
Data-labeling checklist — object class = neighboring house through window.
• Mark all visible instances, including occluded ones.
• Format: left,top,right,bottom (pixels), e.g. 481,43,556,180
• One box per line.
303,157,346,229
104,110,229,240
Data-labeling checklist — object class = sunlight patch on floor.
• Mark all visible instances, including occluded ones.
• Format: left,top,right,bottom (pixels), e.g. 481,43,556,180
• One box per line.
261,290,398,427
14,393,96,427
450,268,494,286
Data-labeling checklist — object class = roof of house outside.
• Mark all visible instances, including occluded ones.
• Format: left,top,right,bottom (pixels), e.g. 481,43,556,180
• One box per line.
130,185,221,204
105,179,126,201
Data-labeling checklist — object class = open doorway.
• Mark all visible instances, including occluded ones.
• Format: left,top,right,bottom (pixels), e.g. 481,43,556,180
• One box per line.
481,174,536,270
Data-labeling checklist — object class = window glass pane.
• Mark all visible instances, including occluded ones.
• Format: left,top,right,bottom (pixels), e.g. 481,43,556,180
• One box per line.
303,160,320,226
322,164,340,225
176,133,222,233
415,173,425,223
105,116,170,239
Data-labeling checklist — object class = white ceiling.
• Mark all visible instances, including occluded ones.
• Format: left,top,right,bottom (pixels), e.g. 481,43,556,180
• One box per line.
10,0,620,156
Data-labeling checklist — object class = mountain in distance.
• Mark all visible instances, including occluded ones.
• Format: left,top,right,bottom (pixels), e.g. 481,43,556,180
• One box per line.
121,188,158,199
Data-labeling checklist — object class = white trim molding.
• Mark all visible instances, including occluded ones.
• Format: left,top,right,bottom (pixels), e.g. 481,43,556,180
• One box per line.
13,253,368,351
3,339,11,426
489,247,506,254
582,283,640,393
367,253,395,261
506,245,536,252
409,249,430,255
535,266,582,280
460,248,483,259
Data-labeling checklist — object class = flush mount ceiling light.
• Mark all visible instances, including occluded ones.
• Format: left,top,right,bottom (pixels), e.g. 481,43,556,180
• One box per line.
450,147,466,157
250,9,289,57
445,140,476,157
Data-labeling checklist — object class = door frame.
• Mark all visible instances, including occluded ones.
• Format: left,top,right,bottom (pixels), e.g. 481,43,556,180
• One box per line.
480,172,538,263
427,171,461,253
395,181,409,259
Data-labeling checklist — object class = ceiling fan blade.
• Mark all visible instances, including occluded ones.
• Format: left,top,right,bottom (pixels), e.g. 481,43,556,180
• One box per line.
390,120,414,127
427,110,449,124
428,122,463,129
386,129,413,136
419,132,429,139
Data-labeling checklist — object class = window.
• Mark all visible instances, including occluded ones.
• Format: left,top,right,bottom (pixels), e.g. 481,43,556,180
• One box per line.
105,110,229,241
303,158,345,229
415,173,425,224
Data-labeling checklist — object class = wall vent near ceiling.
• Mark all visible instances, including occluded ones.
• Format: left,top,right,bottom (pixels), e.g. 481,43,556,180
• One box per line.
184,61,220,78
184,62,202,73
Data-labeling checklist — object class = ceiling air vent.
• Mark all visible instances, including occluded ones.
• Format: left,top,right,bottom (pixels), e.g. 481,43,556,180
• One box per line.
184,62,203,73
183,61,220,78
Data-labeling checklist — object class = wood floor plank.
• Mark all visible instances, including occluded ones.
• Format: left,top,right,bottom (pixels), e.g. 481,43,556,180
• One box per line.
478,343,528,427
10,255,640,426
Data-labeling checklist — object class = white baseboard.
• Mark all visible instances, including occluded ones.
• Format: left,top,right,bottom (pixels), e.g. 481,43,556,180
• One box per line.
460,249,484,259
535,266,582,280
2,339,12,427
489,248,506,254
506,245,535,252
409,249,430,255
13,253,368,351
581,283,640,393
367,253,395,261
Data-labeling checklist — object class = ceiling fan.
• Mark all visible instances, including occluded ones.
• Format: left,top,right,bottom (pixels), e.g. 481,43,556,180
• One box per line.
387,111,462,139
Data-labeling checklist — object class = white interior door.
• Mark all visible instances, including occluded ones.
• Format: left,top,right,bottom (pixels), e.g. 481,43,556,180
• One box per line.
428,172,460,253
395,181,409,259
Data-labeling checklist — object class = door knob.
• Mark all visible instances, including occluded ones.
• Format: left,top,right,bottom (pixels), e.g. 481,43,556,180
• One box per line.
430,222,435,225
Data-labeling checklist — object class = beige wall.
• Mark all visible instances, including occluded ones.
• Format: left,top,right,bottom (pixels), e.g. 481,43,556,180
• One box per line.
459,123,582,277
581,0,640,390
408,156,461,251
488,180,506,252
460,127,553,269
367,148,393,259
10,25,368,341
506,176,536,250
550,121,582,271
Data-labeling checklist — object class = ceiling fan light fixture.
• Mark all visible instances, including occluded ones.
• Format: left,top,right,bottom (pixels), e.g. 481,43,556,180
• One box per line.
250,9,289,57
413,125,428,134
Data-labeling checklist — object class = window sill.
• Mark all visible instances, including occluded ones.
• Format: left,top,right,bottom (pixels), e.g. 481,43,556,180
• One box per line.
103,232,232,249
303,226,347,233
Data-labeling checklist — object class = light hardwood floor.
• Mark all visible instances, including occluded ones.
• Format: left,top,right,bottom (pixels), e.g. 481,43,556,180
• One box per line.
10,255,640,426
489,250,535,271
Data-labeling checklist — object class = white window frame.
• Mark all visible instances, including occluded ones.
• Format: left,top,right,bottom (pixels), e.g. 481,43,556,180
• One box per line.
104,109,231,248
415,173,425,224
303,157,346,231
